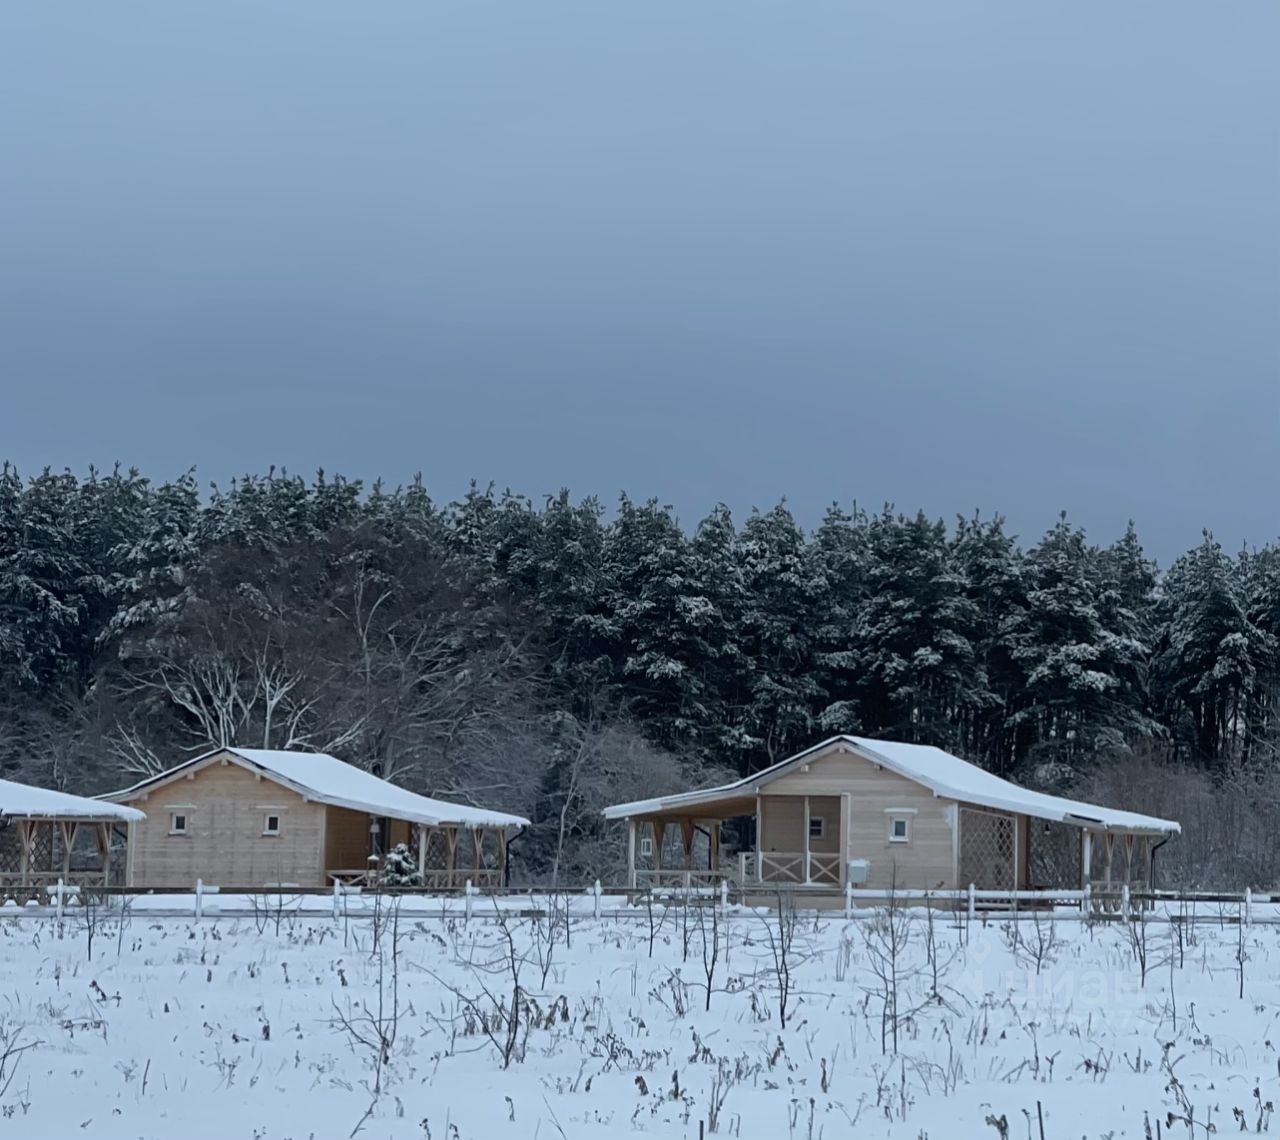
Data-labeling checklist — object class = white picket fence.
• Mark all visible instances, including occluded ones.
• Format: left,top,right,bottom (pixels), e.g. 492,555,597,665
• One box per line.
5,877,1262,927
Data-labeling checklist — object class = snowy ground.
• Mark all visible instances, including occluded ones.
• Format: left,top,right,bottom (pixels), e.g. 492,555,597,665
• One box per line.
1,896,1277,1139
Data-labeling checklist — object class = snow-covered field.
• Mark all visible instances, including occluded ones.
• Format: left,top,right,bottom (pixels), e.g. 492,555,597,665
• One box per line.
2,895,1276,1139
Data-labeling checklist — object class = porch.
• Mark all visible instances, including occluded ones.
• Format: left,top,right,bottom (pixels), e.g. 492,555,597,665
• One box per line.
323,811,511,891
624,792,846,891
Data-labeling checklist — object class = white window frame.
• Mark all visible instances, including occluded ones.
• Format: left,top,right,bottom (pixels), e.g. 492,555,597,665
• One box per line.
168,811,189,836
263,813,282,837
885,808,917,844
639,836,653,857
808,815,825,840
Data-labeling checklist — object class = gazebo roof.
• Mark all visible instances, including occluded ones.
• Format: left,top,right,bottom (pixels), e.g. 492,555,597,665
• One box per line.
1,778,145,823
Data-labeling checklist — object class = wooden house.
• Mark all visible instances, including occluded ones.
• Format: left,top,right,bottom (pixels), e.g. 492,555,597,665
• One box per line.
604,736,1180,896
104,747,529,890
1,778,145,901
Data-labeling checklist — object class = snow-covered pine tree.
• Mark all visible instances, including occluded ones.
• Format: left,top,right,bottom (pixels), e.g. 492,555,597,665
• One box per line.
603,495,706,753
1012,515,1158,775
734,503,821,771
951,513,1028,774
849,509,983,750
809,504,869,736
1154,533,1263,765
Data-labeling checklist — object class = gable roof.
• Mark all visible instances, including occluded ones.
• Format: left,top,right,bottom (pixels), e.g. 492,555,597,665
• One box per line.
602,735,1180,834
1,778,145,823
105,748,530,830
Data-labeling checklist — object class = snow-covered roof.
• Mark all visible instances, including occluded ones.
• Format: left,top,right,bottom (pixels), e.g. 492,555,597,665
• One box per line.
1,778,145,823
106,748,530,830
602,736,1180,834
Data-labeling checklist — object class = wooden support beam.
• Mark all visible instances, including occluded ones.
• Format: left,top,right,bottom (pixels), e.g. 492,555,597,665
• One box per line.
680,819,695,870
755,796,763,883
96,822,111,887
416,825,428,881
803,796,811,884
60,821,77,879
708,820,719,872
627,819,637,890
651,820,664,874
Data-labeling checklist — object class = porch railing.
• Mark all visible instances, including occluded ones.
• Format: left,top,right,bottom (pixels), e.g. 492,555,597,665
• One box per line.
737,852,842,886
326,867,505,891
634,868,731,891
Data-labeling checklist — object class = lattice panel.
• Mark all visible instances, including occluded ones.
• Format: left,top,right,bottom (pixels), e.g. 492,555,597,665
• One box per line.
959,808,1016,890
417,827,451,870
0,824,20,874
29,824,55,874
1028,820,1082,888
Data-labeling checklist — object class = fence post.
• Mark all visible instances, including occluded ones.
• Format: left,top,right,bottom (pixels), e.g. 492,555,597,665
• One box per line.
464,879,473,921
1121,884,1130,923
967,883,976,922
332,878,341,922
196,878,203,920
720,879,729,909
845,880,853,919
593,879,602,919
1245,887,1252,928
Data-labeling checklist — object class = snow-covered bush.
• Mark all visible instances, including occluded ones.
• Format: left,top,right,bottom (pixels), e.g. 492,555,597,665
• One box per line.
379,843,422,887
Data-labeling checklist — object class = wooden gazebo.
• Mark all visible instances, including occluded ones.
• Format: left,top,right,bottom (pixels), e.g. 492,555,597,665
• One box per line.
0,778,145,902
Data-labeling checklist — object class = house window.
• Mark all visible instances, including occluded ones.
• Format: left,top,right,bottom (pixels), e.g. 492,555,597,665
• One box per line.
263,814,281,836
808,816,825,840
889,816,911,843
639,836,653,857
169,812,188,836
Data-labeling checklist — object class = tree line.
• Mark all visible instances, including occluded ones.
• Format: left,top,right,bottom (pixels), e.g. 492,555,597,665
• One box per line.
1,464,1277,880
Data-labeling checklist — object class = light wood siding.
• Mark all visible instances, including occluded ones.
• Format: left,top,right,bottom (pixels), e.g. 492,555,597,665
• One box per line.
325,806,372,871
806,796,841,854
759,797,804,854
767,745,958,889
124,755,326,888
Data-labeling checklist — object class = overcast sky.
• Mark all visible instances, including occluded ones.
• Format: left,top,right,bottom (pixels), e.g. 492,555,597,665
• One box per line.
2,2,1276,565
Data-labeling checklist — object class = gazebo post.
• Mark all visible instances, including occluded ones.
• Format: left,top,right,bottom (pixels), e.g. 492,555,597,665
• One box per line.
416,824,428,882
498,829,510,887
445,826,458,888
626,819,637,890
97,822,111,887
471,827,482,879
651,820,664,881
60,821,77,880
1080,829,1093,889
680,820,694,870
709,820,719,873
